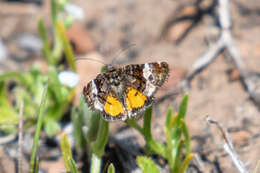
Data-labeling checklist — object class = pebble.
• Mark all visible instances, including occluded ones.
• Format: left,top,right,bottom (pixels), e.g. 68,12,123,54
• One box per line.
16,34,42,53
0,38,8,62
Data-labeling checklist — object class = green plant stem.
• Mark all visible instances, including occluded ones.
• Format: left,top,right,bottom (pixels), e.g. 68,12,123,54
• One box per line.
90,153,102,173
143,107,166,157
165,107,173,130
181,120,191,155
125,118,144,136
50,0,63,64
0,72,30,88
34,157,40,173
61,133,73,171
38,18,53,64
172,140,184,173
179,153,194,173
178,94,189,122
143,107,152,141
61,133,79,173
147,139,166,158
89,117,109,173
91,118,109,157
57,21,76,71
29,81,48,173
107,163,115,173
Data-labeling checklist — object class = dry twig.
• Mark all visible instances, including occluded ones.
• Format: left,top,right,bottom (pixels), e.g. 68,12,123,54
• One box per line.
158,0,255,104
18,101,24,173
206,115,249,173
176,0,260,107
184,0,247,81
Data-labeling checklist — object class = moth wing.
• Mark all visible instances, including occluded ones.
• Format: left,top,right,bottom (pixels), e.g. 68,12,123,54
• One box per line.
83,74,127,121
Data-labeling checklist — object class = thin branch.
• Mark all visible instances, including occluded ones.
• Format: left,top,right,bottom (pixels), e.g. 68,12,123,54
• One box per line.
206,115,249,173
218,0,231,29
185,37,225,81
183,0,247,87
18,101,24,173
223,143,249,173
193,153,206,172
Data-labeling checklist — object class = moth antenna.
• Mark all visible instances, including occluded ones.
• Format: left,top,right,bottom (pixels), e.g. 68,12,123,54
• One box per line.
111,43,136,65
75,57,106,65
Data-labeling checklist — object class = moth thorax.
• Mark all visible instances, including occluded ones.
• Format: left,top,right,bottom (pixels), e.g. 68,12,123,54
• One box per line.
105,64,117,72
110,79,124,97
110,75,123,87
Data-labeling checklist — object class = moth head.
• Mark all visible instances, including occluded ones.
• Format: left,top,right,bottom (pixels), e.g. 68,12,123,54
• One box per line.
104,64,118,72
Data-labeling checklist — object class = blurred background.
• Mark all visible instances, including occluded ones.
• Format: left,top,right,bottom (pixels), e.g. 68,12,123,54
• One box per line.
0,0,260,172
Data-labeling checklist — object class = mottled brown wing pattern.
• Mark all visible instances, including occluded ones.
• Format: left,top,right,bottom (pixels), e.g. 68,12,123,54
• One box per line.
122,64,152,117
83,61,169,122
122,62,169,117
146,62,169,86
124,62,169,97
83,74,126,121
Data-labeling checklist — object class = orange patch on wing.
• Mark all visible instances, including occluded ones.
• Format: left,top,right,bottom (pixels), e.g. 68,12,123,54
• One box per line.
104,96,124,116
126,88,147,111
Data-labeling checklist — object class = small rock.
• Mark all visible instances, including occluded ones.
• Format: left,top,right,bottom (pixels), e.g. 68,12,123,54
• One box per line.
16,33,42,53
0,38,8,62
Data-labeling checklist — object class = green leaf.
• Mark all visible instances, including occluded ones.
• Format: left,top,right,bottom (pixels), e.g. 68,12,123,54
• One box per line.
0,106,18,132
91,118,109,157
50,0,63,63
71,106,86,149
165,107,173,130
29,81,48,173
146,139,166,158
51,0,58,27
181,119,191,155
0,107,19,124
172,139,184,172
86,110,101,143
137,156,160,173
56,21,76,71
179,153,193,173
178,94,189,121
0,82,11,107
38,18,53,64
61,133,79,173
0,72,30,88
44,118,61,136
68,158,79,173
107,163,115,173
